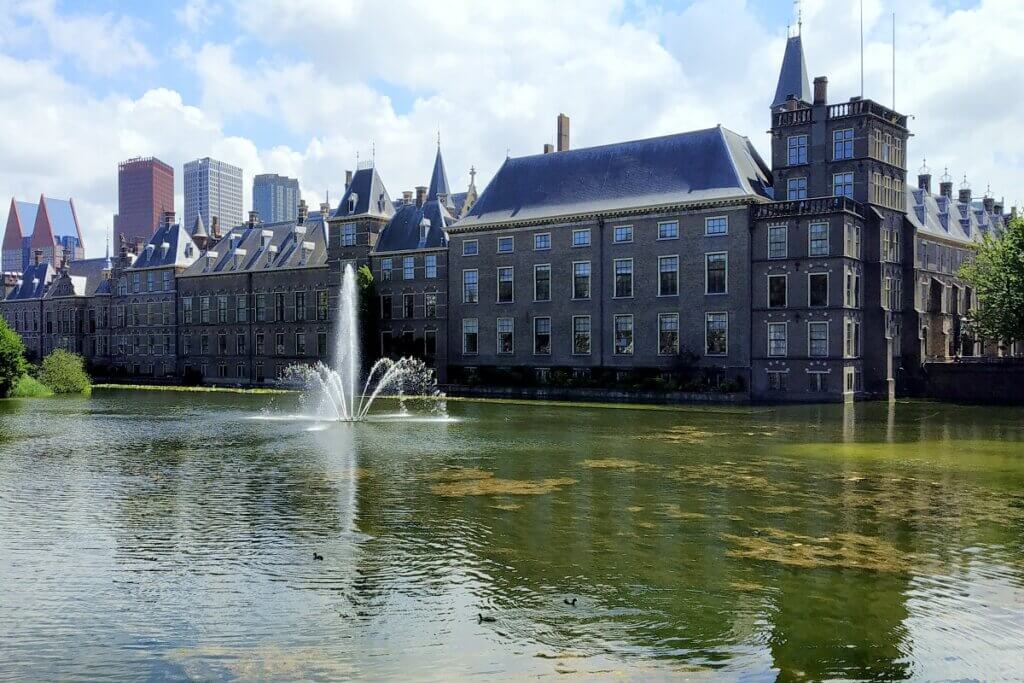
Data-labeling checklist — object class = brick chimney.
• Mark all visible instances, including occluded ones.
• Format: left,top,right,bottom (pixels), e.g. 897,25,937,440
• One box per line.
162,210,175,227
211,216,220,239
402,190,413,205
319,202,330,216
415,186,427,207
345,170,353,188
247,211,259,227
959,177,972,205
983,196,995,213
543,143,554,154
297,199,308,224
813,76,828,105
918,170,932,194
939,179,953,199
557,113,570,152
34,249,42,266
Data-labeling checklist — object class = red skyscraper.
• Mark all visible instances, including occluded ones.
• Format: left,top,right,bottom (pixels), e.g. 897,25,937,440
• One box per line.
117,157,174,245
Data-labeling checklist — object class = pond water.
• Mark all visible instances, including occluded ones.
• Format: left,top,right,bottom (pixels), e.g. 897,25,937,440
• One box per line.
1,391,1022,681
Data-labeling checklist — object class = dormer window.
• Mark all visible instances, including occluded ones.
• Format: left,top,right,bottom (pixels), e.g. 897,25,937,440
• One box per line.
348,193,358,213
300,241,314,265
419,218,431,247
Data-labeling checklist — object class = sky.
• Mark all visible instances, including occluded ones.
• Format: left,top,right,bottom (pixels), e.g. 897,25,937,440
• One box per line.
1,0,1019,259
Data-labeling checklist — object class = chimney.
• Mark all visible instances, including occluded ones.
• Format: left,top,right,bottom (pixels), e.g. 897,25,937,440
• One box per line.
162,210,176,227
959,180,972,205
813,76,828,105
297,199,308,224
939,180,953,199
918,170,932,194
993,200,1003,216
983,196,995,213
248,211,259,227
1011,206,1018,221
211,216,221,238
557,113,570,152
34,249,42,266
543,143,554,154
785,95,798,111
402,190,413,205
415,186,427,207
319,202,330,216
345,170,353,188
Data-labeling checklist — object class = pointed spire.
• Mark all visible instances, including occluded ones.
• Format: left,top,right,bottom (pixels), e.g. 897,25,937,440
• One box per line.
428,145,451,200
771,33,812,109
191,212,208,238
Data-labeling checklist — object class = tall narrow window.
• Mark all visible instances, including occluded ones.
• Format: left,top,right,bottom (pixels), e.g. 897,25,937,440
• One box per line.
809,273,829,307
768,275,787,308
705,253,727,294
534,317,551,355
572,316,591,355
808,222,829,256
614,259,633,298
342,225,356,246
705,313,727,356
768,323,788,357
768,225,788,259
788,134,808,165
424,293,437,318
462,319,478,354
497,267,514,303
613,315,633,355
496,318,514,354
833,128,854,160
534,264,551,301
316,290,329,320
403,293,414,318
403,257,415,280
573,262,591,299
659,313,680,355
833,172,854,198
808,321,828,357
295,291,306,321
658,256,679,296
463,269,478,303
380,258,392,281
424,254,437,278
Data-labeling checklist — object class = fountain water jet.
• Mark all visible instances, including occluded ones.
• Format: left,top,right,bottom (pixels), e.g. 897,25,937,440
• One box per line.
284,263,445,421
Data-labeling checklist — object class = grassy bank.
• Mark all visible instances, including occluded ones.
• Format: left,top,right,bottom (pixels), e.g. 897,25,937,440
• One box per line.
92,383,294,396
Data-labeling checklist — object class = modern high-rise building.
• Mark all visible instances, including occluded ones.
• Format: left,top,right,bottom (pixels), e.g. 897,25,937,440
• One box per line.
116,157,174,245
253,174,300,223
183,157,243,234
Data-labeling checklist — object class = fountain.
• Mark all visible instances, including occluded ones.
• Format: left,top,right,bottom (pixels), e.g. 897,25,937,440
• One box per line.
284,263,445,421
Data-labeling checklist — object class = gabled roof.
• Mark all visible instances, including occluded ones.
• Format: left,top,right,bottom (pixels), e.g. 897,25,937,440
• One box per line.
44,257,111,298
374,200,451,253
29,196,83,249
129,221,200,270
5,262,54,300
454,126,772,230
179,214,328,278
333,167,394,220
428,147,451,201
3,199,39,250
772,35,812,109
906,188,1006,245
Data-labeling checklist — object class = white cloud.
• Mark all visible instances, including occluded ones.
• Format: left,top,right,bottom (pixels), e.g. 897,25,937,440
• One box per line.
175,0,219,32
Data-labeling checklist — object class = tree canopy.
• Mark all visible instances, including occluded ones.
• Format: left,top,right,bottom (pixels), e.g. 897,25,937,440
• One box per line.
0,317,27,397
38,349,91,394
959,216,1024,344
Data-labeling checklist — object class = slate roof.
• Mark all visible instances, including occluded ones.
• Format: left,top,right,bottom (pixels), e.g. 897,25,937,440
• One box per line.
5,262,54,300
772,35,812,109
427,147,451,201
907,188,1006,245
179,214,328,278
129,221,200,270
374,200,451,253
454,126,772,230
43,257,113,298
333,166,394,220
450,192,468,217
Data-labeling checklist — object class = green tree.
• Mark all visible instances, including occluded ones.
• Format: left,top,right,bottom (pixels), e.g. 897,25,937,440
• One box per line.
38,349,91,394
356,264,379,361
959,216,1024,344
0,317,27,397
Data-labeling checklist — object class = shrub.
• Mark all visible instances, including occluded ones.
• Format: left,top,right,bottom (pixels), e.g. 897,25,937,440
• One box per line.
10,374,53,398
38,350,91,394
0,317,27,397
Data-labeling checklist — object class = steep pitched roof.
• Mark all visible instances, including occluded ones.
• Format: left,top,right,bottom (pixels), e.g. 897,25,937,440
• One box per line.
129,220,201,270
428,146,451,200
772,35,812,109
191,213,208,239
44,257,111,298
29,196,83,250
454,126,772,230
3,199,39,250
179,214,328,278
906,188,1006,245
5,262,54,300
374,200,451,253
333,167,394,220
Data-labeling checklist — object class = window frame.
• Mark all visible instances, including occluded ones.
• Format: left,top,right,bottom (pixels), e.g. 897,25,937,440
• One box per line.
704,312,728,356
808,321,829,358
462,269,479,304
767,321,788,358
496,266,515,303
768,225,788,259
572,261,591,300
767,273,788,309
496,236,514,254
613,313,634,356
533,263,551,302
787,134,808,165
462,318,479,355
808,221,830,257
496,317,514,355
657,312,680,356
533,316,552,355
571,229,591,248
613,224,634,244
808,272,829,308
704,252,728,295
462,239,479,257
534,232,551,251
787,176,808,200
613,258,634,298
657,255,679,297
658,220,679,240
704,215,728,237
572,315,592,355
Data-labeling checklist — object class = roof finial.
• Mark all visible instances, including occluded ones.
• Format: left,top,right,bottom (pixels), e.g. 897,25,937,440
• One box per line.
469,165,476,186
796,0,802,35
437,127,441,148
942,166,951,183
371,140,375,163
919,157,929,174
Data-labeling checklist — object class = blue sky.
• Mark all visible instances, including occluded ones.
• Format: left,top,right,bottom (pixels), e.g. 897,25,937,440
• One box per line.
0,0,1015,257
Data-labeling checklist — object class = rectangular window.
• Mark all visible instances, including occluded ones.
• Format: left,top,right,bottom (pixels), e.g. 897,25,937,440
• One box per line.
147,272,155,292
256,295,267,323
200,296,210,323
424,329,436,357
497,236,514,253
424,254,437,278
787,177,807,200
403,256,415,280
706,312,728,355
845,223,861,258
534,233,551,250
572,316,591,355
572,262,591,299
463,269,478,303
705,216,728,236
658,256,679,296
809,371,829,392
768,274,787,308
534,317,551,355
255,332,265,355
296,332,306,355
317,290,329,320
845,319,861,357
496,318,514,354
613,314,633,355
381,294,392,320
275,293,286,322
235,294,248,323
295,291,307,321
833,172,854,198
833,128,854,160
425,293,437,318
614,258,633,298
462,319,478,354
788,134,808,165
768,322,788,357
236,333,246,355
572,229,591,247
462,239,478,256
613,225,633,243
342,225,356,247
767,371,788,392
705,253,727,294
808,222,829,256
658,313,680,355
403,293,415,319
534,264,551,301
658,221,679,240
808,321,828,357
275,332,285,355
497,266,514,303
768,225,788,259
381,258,393,281
200,334,209,354
808,273,829,307
163,271,172,291
132,273,141,293
182,298,193,324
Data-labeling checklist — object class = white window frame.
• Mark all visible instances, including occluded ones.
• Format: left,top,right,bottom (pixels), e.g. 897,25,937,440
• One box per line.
496,317,514,355
496,235,514,254
571,229,591,247
533,263,551,302
767,322,788,358
613,313,634,356
808,221,830,257
704,311,728,357
787,134,808,165
534,232,551,251
704,252,728,295
767,273,788,309
462,268,479,304
808,272,829,308
808,321,829,358
657,312,680,356
768,224,788,259
657,255,679,297
613,224,634,244
658,220,679,240
533,316,552,356
833,128,854,160
787,176,808,200
572,260,591,300
462,239,479,257
704,215,728,236
462,318,479,355
572,315,592,355
496,266,515,303
613,258,634,299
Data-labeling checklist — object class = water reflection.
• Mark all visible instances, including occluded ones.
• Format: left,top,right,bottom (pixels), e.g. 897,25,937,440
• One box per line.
0,392,1022,680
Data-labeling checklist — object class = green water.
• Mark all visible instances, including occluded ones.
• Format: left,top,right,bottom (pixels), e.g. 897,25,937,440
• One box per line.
0,391,1022,681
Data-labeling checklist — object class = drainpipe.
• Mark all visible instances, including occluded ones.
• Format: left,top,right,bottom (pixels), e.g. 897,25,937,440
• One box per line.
597,217,605,370
247,271,254,384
